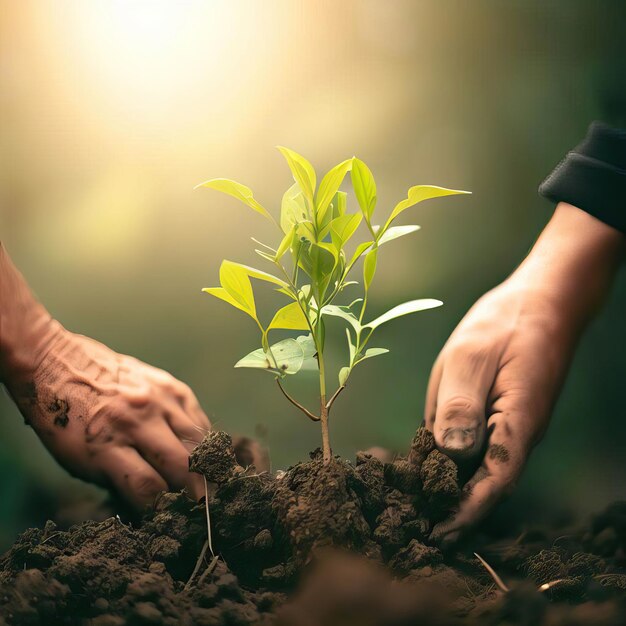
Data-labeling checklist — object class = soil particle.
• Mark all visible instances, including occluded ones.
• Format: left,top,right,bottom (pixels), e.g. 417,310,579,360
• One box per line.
408,426,436,470
389,539,443,574
523,549,568,584
487,443,509,463
189,431,241,484
567,551,607,578
420,449,460,518
373,492,419,557
354,452,386,521
254,529,274,552
384,459,422,494
47,398,70,428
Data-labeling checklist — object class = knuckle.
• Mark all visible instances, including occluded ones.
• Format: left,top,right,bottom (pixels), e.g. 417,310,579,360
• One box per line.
127,471,164,499
439,395,482,423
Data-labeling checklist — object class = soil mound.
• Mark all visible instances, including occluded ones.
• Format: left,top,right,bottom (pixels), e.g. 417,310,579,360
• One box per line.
0,427,624,625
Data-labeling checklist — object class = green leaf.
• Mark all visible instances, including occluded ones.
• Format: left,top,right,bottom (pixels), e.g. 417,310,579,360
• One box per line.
355,347,389,364
321,304,361,333
202,287,253,318
275,286,297,300
280,184,309,234
311,242,338,300
275,226,296,261
332,191,347,219
341,281,359,291
363,247,378,291
195,178,273,222
330,213,362,250
351,158,377,222
255,249,276,263
296,333,317,359
297,333,319,371
219,261,256,316
365,299,443,330
235,337,305,375
316,159,352,226
268,302,310,332
277,146,316,206
376,224,421,246
339,366,351,387
230,261,289,289
385,185,470,229
234,348,273,371
348,240,374,267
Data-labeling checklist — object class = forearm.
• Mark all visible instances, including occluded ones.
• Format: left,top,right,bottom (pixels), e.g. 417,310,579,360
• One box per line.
0,243,61,382
508,202,625,332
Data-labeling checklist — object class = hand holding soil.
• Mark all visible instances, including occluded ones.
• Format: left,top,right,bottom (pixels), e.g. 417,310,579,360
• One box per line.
427,202,625,544
0,244,211,509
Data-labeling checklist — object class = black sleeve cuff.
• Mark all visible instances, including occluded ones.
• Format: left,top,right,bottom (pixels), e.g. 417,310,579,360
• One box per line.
539,122,626,234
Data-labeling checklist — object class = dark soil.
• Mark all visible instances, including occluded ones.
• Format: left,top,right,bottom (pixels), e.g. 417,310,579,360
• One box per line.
1,427,624,625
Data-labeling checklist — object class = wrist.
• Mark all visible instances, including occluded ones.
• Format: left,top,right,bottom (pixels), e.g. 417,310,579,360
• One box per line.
0,244,64,382
507,202,624,330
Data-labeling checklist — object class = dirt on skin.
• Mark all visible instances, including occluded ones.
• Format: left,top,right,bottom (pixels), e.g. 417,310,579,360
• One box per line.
0,427,624,625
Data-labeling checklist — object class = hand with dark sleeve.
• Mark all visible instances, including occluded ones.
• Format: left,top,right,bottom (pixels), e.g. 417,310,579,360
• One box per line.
427,123,626,545
0,243,211,509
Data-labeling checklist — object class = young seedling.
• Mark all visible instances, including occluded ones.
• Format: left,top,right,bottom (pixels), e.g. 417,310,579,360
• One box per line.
197,149,469,464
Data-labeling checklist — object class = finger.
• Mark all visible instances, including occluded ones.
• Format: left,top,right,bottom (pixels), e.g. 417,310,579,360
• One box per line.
424,356,443,430
165,403,210,449
99,446,168,510
133,420,205,500
430,410,530,546
432,345,496,460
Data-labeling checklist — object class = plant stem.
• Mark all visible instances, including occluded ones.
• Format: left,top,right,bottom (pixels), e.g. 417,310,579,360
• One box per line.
276,379,320,422
317,343,332,463
359,289,369,323
319,399,331,463
326,385,345,411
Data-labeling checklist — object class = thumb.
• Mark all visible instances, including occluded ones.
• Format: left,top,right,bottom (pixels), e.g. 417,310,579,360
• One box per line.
433,346,495,461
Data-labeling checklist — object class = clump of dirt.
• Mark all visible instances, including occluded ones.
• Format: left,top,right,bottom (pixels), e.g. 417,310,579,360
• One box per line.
0,426,624,625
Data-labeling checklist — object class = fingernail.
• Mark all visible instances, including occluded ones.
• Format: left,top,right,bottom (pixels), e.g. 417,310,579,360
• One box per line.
442,427,477,457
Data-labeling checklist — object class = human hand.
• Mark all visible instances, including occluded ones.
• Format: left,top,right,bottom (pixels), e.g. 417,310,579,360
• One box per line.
4,324,211,509
426,203,624,545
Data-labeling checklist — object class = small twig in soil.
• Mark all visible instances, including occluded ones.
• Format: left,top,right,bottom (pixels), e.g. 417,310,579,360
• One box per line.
184,540,209,591
185,476,216,591
539,578,567,592
474,552,510,593
204,476,214,557
39,532,62,546
276,379,320,422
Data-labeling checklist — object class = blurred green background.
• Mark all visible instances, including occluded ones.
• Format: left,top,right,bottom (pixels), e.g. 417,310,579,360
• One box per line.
1,0,625,548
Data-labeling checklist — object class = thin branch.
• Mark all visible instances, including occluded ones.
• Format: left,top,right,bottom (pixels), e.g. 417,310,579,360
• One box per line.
474,552,509,593
276,379,320,421
326,385,346,411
